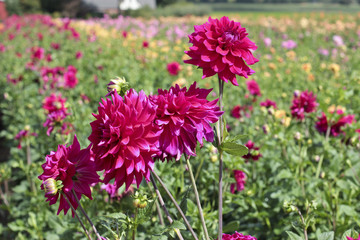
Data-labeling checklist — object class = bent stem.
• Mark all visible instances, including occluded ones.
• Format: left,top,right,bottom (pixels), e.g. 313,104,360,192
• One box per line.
149,174,184,240
185,155,210,240
72,190,102,240
61,192,92,240
151,171,199,240
218,77,224,240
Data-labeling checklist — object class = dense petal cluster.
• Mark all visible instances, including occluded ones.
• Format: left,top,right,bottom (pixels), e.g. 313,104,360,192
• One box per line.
89,89,161,190
290,90,318,120
315,112,355,137
221,231,257,240
38,135,99,216
243,140,262,161
230,170,247,194
184,16,258,86
246,79,261,97
150,82,223,161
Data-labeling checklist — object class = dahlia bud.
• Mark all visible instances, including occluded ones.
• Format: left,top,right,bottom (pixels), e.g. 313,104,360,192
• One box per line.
320,172,325,178
307,139,312,145
314,155,320,162
43,178,60,196
293,90,300,98
211,155,218,162
133,192,148,209
294,132,302,141
267,107,274,116
106,77,130,97
262,124,269,134
24,125,31,131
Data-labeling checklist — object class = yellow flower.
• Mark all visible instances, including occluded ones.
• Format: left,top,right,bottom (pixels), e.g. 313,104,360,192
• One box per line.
268,63,277,70
286,51,296,60
302,63,312,73
328,105,346,114
329,63,340,76
275,110,286,119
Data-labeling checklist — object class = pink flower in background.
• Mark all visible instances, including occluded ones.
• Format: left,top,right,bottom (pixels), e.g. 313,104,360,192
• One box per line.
231,105,252,119
318,48,329,56
122,31,128,38
150,82,223,161
142,41,149,48
37,33,43,41
75,51,83,59
31,47,45,61
167,62,181,76
263,37,272,47
7,74,22,85
64,65,78,88
43,93,67,114
221,231,257,240
70,28,80,40
281,40,297,49
184,16,258,86
38,135,99,216
230,170,246,194
101,183,134,200
51,42,60,50
290,90,318,120
333,35,344,47
15,129,37,149
43,110,69,136
260,99,277,109
0,44,5,52
315,112,355,137
89,89,161,190
243,140,262,161
46,53,52,62
246,79,261,97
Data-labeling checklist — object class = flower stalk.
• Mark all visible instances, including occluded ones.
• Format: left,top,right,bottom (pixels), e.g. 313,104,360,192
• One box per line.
218,77,224,240
185,155,210,240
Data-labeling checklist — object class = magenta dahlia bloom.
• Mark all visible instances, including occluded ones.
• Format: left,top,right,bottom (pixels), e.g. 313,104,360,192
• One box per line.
243,140,262,161
184,16,258,86
231,105,252,119
260,99,277,109
290,90,318,120
15,129,37,149
221,231,257,240
38,135,100,216
246,79,261,97
230,170,246,194
43,93,67,114
64,65,78,88
281,40,297,49
89,89,161,190
150,82,223,161
167,62,181,76
347,234,360,240
315,112,355,137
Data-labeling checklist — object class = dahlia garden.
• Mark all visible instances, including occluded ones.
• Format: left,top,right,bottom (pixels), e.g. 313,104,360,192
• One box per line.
0,13,360,240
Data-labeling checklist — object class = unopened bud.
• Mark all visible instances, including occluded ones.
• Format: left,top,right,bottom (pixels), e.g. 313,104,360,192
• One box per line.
294,132,302,141
43,178,59,196
262,124,269,134
267,107,274,115
107,77,130,97
211,155,218,162
293,90,300,98
314,155,320,162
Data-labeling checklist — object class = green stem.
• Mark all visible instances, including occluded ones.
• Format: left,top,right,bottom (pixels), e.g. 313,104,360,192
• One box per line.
61,192,92,240
133,208,138,240
72,190,102,240
151,172,198,240
194,157,205,182
185,156,210,240
146,181,164,226
149,174,184,240
316,125,331,178
218,77,224,240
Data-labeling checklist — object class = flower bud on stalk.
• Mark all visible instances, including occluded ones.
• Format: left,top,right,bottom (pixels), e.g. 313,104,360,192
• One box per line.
106,77,130,97
43,178,61,196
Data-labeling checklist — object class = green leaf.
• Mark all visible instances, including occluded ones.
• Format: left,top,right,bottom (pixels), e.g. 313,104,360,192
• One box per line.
318,231,334,240
171,221,186,230
221,142,248,156
341,229,353,240
286,231,304,240
177,187,191,219
223,221,240,233
104,212,126,220
226,134,248,142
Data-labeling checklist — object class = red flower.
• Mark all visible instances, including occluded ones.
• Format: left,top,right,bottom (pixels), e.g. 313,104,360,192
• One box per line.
231,105,252,119
64,65,78,88
142,41,149,48
230,170,246,194
43,93,68,114
89,89,161,190
221,231,257,240
31,47,45,61
75,51,83,59
260,99,277,109
167,62,181,76
150,82,223,161
290,90,318,120
184,16,258,86
316,112,355,137
38,135,99,216
242,140,261,161
246,79,261,97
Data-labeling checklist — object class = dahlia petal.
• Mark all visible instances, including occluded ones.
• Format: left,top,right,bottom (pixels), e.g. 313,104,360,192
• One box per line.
200,51,218,62
211,57,226,73
203,39,217,51
202,68,216,79
125,159,134,174
127,145,140,158
216,46,229,56
115,155,124,169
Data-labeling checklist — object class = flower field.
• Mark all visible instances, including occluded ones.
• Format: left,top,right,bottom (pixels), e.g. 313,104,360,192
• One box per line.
0,12,360,240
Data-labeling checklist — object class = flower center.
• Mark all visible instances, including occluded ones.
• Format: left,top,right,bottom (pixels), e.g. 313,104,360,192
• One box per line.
223,31,238,44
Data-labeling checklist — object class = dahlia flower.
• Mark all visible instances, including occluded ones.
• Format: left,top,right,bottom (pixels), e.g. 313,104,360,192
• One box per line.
315,112,355,137
184,16,258,86
263,37,271,47
221,231,257,240
347,234,360,240
89,89,161,190
64,65,78,88
231,105,252,119
38,135,99,216
260,99,277,109
242,140,261,161
31,47,45,61
150,82,223,161
43,93,67,114
43,110,69,136
15,129,37,149
290,90,318,120
281,40,297,49
246,79,261,97
167,62,181,76
230,170,246,194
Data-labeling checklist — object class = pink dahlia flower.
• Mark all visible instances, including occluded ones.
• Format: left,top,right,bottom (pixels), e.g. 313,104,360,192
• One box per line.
315,112,355,137
64,65,78,88
290,90,318,120
246,79,261,97
89,89,161,190
184,16,258,86
347,234,360,240
43,110,69,136
243,140,262,161
167,62,181,76
260,99,277,109
31,47,45,61
75,51,83,59
38,135,99,216
230,170,246,194
150,82,223,161
231,105,252,119
221,231,257,240
43,93,67,114
281,40,297,49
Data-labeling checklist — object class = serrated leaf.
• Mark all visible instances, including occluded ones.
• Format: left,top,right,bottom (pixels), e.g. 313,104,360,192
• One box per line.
171,221,186,230
318,231,334,240
226,134,248,143
286,231,304,240
104,212,126,219
221,142,248,156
